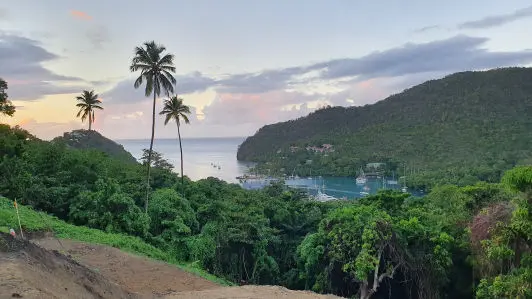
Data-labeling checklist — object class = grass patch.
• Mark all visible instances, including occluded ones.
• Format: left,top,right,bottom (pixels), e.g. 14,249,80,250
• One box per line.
0,197,232,286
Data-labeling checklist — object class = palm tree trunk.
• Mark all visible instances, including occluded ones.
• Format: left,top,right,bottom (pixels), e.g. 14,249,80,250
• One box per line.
177,121,184,196
145,92,156,213
88,109,92,131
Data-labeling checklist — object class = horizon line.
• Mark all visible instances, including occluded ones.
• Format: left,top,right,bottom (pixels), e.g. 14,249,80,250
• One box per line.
115,136,248,141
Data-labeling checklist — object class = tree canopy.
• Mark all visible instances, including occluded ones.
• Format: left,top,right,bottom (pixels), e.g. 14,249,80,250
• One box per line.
0,78,15,117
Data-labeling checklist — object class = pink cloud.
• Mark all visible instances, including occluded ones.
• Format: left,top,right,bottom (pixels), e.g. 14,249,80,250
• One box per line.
70,10,92,21
202,90,317,126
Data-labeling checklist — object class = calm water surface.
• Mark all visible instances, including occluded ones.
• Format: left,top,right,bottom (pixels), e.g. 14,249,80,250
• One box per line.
117,137,407,199
118,137,252,183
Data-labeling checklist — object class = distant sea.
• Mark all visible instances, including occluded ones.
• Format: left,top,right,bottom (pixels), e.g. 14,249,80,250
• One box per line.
117,137,408,199
117,137,252,183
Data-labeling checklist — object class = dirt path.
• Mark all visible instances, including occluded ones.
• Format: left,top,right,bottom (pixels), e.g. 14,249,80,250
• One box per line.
1,234,342,299
34,238,218,297
165,286,342,299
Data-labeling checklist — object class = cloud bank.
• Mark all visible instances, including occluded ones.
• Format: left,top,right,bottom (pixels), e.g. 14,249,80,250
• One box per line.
0,33,86,100
105,34,532,101
458,5,532,29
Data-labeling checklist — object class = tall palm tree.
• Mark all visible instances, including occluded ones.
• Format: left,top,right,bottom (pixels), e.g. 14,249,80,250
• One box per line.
130,41,176,212
160,96,191,190
76,90,103,131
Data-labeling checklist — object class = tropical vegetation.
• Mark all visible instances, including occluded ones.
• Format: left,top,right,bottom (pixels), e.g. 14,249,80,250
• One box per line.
160,95,191,189
237,68,532,190
0,78,15,117
75,90,103,131
130,41,177,212
1,123,530,298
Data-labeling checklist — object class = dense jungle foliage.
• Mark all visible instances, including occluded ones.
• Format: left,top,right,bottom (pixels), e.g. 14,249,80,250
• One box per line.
237,68,532,189
1,124,531,298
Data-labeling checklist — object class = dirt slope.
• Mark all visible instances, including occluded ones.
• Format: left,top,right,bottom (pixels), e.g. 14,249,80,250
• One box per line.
34,238,218,297
0,233,136,299
165,286,342,299
1,234,342,299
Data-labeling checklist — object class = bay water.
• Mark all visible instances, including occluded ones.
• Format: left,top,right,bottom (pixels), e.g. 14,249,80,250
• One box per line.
117,137,404,199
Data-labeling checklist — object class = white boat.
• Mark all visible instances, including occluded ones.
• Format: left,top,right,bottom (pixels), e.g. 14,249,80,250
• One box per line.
355,168,367,184
314,190,337,202
401,186,408,193
311,178,337,202
360,191,370,196
356,177,367,184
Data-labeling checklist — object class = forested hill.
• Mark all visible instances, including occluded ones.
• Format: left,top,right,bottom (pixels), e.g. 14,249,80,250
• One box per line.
237,67,532,186
52,130,137,164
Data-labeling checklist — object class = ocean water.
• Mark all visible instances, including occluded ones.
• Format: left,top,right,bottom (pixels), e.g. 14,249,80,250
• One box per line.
117,137,407,199
117,137,253,183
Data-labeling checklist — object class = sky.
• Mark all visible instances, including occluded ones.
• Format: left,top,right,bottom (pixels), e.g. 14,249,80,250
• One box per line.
1,0,532,140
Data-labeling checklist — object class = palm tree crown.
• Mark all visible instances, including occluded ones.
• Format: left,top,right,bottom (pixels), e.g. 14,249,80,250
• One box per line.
160,96,191,126
130,41,176,213
130,41,176,97
76,90,103,131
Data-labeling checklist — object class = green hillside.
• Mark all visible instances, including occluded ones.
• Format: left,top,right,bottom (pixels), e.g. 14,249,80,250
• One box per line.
53,130,137,164
237,67,532,187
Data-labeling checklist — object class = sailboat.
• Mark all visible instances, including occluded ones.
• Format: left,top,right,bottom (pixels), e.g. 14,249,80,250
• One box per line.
401,165,408,193
355,167,367,185
314,178,336,202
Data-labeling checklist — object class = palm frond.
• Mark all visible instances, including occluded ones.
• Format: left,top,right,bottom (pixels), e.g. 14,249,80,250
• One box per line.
162,70,177,84
159,75,175,96
180,113,190,124
134,76,144,89
158,54,175,67
164,113,172,125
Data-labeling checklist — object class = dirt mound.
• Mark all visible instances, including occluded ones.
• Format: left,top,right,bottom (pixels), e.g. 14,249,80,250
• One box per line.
0,233,136,299
1,235,341,299
34,238,219,297
165,285,343,299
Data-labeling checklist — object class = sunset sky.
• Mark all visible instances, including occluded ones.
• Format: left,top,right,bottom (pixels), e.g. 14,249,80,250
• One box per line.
1,1,532,140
